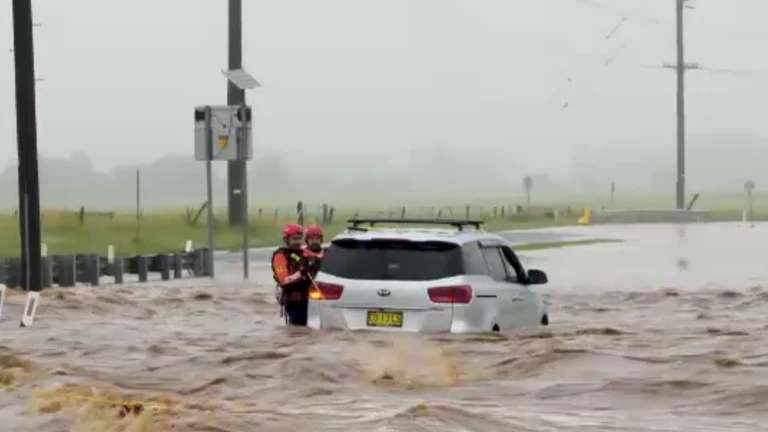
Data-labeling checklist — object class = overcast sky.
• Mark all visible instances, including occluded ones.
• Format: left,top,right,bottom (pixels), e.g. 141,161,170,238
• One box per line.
2,0,767,176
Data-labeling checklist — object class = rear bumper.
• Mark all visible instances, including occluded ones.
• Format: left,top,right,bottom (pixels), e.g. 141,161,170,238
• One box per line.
306,301,483,333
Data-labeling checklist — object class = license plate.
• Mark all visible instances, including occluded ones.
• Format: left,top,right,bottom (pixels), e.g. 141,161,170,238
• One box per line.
366,311,403,327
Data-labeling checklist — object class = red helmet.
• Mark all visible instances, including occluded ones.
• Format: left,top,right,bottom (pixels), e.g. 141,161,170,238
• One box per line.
282,223,304,239
305,225,323,239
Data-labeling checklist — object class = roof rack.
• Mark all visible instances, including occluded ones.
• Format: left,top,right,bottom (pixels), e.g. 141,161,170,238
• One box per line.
347,218,484,232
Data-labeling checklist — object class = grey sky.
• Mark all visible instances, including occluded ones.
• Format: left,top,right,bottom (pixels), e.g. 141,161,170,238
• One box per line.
2,0,768,184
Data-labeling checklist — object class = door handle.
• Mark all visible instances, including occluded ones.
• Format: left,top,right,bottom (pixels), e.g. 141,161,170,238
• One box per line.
511,297,523,302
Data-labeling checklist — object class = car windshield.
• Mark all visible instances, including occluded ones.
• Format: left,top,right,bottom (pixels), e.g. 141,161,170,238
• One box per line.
321,239,463,281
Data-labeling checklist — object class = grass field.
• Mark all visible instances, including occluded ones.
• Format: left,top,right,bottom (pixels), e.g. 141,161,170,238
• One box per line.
0,192,763,258
0,205,577,257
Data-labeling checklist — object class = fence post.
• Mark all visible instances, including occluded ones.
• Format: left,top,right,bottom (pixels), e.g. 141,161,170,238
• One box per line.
296,201,305,225
322,203,329,224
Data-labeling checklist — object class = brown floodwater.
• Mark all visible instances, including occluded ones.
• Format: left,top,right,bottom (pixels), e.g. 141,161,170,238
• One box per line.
0,222,765,431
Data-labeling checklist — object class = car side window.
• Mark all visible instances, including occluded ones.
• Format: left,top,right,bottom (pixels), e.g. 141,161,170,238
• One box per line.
500,246,525,283
501,260,517,282
462,242,491,275
480,247,508,282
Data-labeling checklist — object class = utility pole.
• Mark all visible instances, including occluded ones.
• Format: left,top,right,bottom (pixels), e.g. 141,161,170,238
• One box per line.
12,0,44,326
664,0,698,209
227,0,246,225
9,23,41,292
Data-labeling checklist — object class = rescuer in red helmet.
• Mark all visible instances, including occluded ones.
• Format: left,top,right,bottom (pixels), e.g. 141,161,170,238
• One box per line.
301,225,326,279
271,223,311,326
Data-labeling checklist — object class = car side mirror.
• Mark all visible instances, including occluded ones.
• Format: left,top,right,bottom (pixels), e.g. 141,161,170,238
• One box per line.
527,269,548,285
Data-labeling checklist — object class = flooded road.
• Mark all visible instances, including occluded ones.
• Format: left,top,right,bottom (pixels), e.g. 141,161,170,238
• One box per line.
0,222,766,431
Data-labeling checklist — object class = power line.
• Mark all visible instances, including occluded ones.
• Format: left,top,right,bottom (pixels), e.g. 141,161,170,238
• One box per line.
570,0,767,210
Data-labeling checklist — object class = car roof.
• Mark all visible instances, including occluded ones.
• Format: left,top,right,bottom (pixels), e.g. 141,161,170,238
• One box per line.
331,227,504,246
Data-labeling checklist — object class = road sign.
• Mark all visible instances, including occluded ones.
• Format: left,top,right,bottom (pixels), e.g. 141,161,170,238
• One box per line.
523,176,533,191
193,105,252,161
745,180,755,192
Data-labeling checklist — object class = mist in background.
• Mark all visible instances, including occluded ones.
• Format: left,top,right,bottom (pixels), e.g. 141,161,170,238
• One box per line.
2,0,767,209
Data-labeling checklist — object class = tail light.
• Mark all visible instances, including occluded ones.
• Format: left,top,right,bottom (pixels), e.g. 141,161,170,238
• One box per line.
310,282,344,300
428,285,473,304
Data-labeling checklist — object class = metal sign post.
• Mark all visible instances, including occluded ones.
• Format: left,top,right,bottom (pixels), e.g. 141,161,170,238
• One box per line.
238,103,250,279
745,180,755,228
223,68,260,280
523,175,533,212
204,106,215,278
194,68,259,280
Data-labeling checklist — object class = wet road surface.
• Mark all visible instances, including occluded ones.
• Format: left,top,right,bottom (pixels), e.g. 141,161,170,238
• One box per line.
0,222,765,431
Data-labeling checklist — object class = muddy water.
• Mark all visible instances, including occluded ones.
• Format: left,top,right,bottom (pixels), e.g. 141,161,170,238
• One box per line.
0,222,766,431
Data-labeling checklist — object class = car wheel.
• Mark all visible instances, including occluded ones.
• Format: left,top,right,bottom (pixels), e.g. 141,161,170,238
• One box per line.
492,324,500,332
540,314,549,326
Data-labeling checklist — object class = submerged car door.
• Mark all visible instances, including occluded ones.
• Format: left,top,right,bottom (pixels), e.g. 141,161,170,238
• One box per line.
479,243,526,330
501,246,539,327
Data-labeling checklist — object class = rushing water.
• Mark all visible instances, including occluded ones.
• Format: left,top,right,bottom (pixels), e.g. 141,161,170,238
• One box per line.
0,222,765,431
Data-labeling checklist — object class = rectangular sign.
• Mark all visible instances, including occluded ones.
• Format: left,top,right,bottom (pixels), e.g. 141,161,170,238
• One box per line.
194,105,253,161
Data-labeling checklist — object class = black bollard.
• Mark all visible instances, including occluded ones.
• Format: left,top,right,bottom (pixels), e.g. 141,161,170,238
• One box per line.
5,258,21,288
114,257,124,284
172,253,183,279
202,248,214,277
137,256,148,282
59,255,77,287
41,256,52,288
193,250,204,277
160,254,170,281
87,254,100,286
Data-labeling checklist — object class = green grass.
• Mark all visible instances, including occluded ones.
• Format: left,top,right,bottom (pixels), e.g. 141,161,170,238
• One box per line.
0,191,761,258
514,238,623,251
0,206,579,257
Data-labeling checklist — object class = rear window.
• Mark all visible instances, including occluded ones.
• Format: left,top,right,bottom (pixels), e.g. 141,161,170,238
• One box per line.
321,239,463,281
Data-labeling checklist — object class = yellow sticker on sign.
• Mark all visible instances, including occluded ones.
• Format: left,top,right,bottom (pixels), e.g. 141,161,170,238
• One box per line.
217,136,229,149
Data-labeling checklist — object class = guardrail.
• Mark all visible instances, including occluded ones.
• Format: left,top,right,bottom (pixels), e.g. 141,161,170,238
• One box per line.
0,248,212,288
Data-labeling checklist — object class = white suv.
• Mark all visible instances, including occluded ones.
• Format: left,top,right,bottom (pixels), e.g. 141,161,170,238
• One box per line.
306,218,549,333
